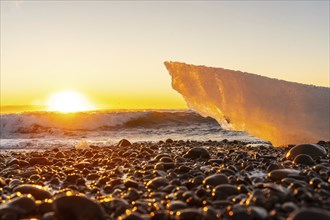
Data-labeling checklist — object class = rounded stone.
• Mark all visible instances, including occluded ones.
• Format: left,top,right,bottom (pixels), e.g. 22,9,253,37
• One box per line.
286,144,326,160
124,179,139,189
167,200,187,211
184,147,210,159
1,195,36,215
0,177,7,187
203,174,228,187
13,184,52,200
159,157,173,163
268,169,300,181
176,208,204,220
293,154,314,165
121,212,144,220
213,184,239,200
55,151,65,158
29,157,49,165
53,192,106,220
288,208,330,220
118,139,131,147
127,188,140,201
42,212,57,220
146,177,169,190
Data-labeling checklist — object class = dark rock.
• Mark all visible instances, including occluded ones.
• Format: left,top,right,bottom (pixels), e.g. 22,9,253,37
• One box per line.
178,165,191,173
100,198,130,217
121,212,144,220
286,144,326,160
118,139,131,147
0,177,7,187
203,174,228,187
0,195,36,215
127,188,140,201
29,157,49,165
86,173,100,181
124,179,139,188
166,139,174,143
6,158,19,166
281,202,298,213
53,192,106,220
167,200,187,211
248,206,268,220
154,162,175,170
13,184,52,200
184,147,210,159
55,151,65,158
42,212,57,220
228,205,251,220
288,208,330,220
159,157,173,163
213,184,239,199
176,208,204,220
268,169,300,181
146,177,169,190
293,154,314,165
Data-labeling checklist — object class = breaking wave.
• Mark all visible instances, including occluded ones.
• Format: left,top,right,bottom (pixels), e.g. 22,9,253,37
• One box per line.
0,110,218,137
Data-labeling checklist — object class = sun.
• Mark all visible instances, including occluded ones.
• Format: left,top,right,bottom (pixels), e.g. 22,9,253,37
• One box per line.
47,91,94,113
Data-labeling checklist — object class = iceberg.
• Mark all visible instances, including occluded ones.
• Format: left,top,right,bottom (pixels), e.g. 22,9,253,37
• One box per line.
164,61,330,146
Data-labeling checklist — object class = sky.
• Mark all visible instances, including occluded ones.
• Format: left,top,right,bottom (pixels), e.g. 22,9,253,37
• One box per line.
1,1,329,111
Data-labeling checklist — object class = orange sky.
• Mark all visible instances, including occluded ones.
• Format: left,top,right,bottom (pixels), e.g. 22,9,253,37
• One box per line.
1,1,329,112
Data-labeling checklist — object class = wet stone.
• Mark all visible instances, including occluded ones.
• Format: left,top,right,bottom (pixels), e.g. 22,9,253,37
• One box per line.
6,158,19,166
0,195,36,215
227,205,251,220
281,202,298,213
1,140,330,220
213,184,239,200
184,147,210,159
55,151,65,158
203,173,228,187
53,192,106,220
121,212,144,220
249,206,268,220
13,184,52,200
167,200,187,211
146,177,169,190
154,162,175,171
42,212,57,220
268,169,300,181
124,179,139,189
29,157,49,166
127,188,140,201
293,154,314,165
288,208,330,220
0,177,7,187
176,208,204,220
286,144,326,160
118,139,131,147
159,157,173,163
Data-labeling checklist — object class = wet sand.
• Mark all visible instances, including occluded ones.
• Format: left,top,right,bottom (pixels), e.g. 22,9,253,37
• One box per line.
0,139,329,220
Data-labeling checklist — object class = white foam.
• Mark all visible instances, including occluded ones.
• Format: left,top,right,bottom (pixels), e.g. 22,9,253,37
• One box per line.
0,111,148,136
165,61,330,146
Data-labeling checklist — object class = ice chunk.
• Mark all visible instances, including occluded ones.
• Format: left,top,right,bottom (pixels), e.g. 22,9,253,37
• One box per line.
164,61,330,146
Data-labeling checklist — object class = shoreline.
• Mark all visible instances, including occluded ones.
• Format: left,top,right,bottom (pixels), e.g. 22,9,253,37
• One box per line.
1,139,329,220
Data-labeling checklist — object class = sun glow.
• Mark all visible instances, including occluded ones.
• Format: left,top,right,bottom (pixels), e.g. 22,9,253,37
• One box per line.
47,91,94,113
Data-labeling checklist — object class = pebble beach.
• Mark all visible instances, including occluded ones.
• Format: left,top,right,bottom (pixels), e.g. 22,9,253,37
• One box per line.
1,139,329,220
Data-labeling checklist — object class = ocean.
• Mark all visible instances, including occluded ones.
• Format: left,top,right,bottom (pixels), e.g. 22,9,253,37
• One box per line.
0,110,265,150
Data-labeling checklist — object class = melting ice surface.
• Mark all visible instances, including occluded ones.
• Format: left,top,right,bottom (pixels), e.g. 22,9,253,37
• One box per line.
0,110,264,150
165,61,330,146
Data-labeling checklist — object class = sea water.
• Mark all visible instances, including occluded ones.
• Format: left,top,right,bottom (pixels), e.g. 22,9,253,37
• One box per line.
0,110,264,150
